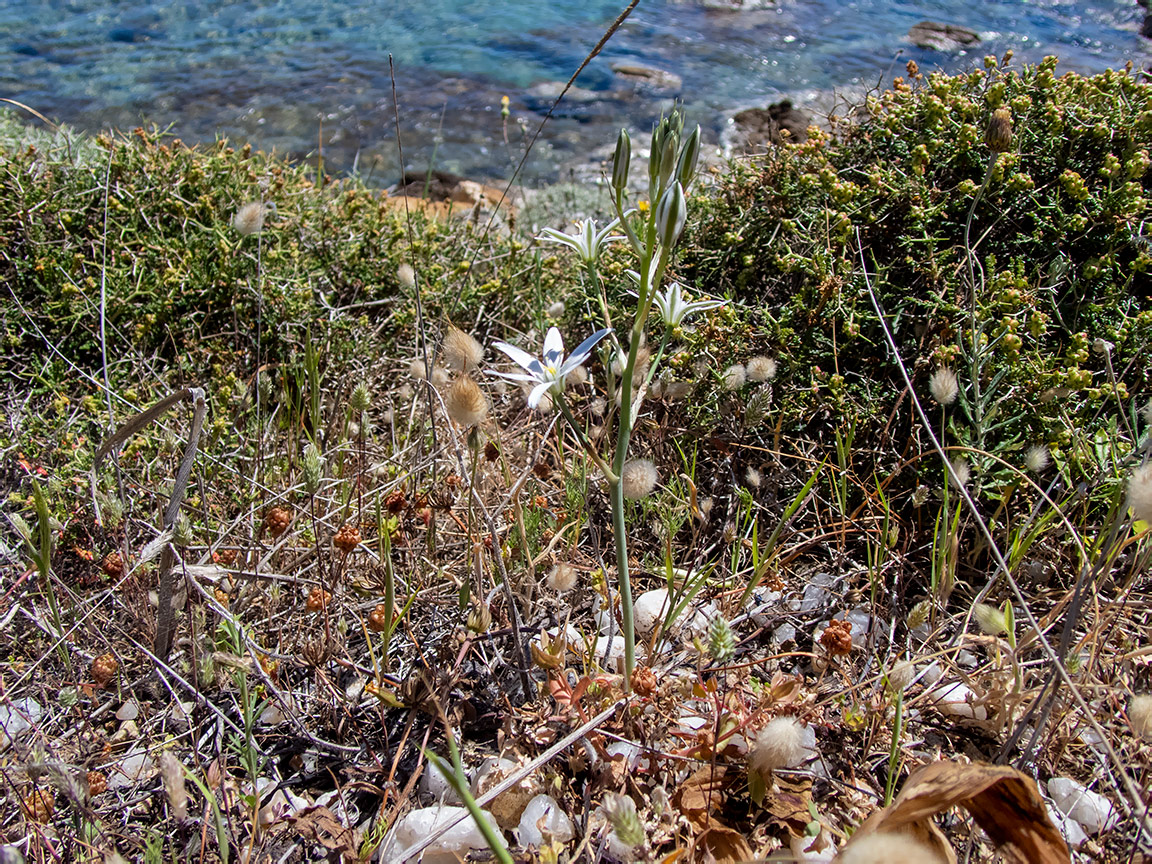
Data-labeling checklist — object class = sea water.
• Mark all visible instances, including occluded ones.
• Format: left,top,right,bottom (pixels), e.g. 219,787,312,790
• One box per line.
1,0,1147,182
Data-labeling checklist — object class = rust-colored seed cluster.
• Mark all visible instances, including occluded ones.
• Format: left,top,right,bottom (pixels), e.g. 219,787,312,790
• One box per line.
265,507,291,538
367,604,390,632
87,771,107,797
819,619,854,657
212,548,237,566
91,653,118,688
305,587,332,612
333,523,361,553
101,551,123,579
22,788,54,822
631,666,658,697
384,490,407,514
213,588,230,608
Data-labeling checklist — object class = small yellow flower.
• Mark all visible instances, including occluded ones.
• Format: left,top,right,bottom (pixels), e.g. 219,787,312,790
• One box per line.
637,199,650,213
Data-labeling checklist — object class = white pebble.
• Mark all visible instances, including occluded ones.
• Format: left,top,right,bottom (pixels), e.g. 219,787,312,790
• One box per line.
518,794,574,847
390,805,500,863
927,682,988,720
1047,777,1117,835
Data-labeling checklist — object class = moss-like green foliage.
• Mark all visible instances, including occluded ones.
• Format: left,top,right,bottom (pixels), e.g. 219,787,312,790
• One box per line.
685,57,1151,467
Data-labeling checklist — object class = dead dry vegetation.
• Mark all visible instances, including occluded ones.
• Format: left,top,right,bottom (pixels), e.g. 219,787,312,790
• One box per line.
1,54,1152,864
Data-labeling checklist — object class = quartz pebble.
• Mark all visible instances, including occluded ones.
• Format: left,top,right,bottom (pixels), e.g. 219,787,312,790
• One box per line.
927,682,988,720
517,794,574,847
389,805,500,864
1047,777,1117,834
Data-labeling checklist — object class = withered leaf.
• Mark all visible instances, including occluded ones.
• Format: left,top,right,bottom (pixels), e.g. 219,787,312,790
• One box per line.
762,774,814,836
696,824,753,864
842,760,1070,864
288,805,361,861
674,764,730,827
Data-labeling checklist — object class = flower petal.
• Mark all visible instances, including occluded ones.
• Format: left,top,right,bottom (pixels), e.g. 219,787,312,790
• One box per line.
564,328,613,370
527,380,554,408
542,328,565,364
492,340,543,374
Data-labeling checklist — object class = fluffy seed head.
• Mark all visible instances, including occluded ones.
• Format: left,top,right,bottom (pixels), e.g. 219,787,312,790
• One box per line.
948,456,970,489
397,264,416,290
445,376,488,427
567,365,588,386
749,716,806,773
746,356,778,382
839,832,947,864
408,359,428,380
442,327,484,372
1025,444,1050,473
973,602,1008,636
547,562,579,592
430,366,450,388
722,363,746,391
664,380,694,401
745,466,762,488
621,459,658,500
159,751,188,823
1128,463,1152,523
1130,694,1152,741
232,201,268,236
929,368,959,406
887,661,916,692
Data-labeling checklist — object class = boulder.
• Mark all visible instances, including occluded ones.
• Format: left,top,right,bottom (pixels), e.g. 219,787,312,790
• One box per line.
611,63,683,95
728,100,811,150
908,21,980,50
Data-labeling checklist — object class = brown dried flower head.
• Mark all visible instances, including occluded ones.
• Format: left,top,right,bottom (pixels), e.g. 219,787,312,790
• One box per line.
21,788,54,823
367,603,391,632
265,507,291,538
91,653,118,688
631,665,658,697
987,108,1013,153
86,771,107,797
305,587,332,612
333,523,361,554
101,551,124,579
819,619,853,656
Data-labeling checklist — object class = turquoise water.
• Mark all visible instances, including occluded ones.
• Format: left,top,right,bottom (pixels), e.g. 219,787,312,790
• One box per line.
1,1,1148,181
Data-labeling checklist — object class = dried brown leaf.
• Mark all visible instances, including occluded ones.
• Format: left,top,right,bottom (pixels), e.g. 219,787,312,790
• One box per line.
288,805,361,861
841,761,1070,864
696,824,753,864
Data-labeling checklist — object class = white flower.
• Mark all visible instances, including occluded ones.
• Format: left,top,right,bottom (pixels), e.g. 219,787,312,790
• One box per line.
651,281,725,328
537,217,626,265
490,327,612,409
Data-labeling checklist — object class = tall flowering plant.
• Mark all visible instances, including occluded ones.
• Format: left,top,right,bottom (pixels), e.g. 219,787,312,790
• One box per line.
490,108,722,689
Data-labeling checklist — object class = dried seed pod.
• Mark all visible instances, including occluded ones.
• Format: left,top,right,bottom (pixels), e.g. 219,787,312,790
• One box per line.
305,587,332,612
101,552,124,579
87,771,107,797
21,788,54,823
265,507,291,538
819,619,853,656
987,108,1013,153
91,653,118,688
367,604,390,633
333,524,361,554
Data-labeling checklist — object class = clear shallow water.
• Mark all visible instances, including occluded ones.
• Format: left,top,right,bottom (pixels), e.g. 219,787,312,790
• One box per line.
1,0,1148,182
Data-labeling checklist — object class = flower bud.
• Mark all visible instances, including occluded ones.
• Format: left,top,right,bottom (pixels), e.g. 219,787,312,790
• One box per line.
655,181,686,249
658,132,678,195
611,128,631,192
675,124,701,189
